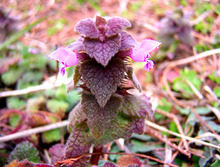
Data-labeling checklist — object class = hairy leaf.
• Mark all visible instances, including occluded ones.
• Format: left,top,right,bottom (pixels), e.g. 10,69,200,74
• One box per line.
89,113,133,146
83,35,121,67
65,125,91,158
67,37,85,53
103,161,117,167
127,67,142,92
80,58,126,107
49,144,65,165
95,15,106,27
105,17,131,37
75,18,100,39
119,94,153,119
81,92,123,139
131,118,145,135
8,141,40,163
119,31,137,51
68,103,87,132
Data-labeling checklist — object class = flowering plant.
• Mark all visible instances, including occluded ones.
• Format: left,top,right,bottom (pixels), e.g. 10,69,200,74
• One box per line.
49,15,160,166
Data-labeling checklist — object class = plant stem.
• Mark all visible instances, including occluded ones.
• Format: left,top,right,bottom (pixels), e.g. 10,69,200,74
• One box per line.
89,146,103,165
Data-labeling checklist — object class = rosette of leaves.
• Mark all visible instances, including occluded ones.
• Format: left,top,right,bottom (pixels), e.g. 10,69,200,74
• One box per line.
54,16,153,165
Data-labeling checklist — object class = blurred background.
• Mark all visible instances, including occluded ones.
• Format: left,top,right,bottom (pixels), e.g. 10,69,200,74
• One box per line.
0,0,220,166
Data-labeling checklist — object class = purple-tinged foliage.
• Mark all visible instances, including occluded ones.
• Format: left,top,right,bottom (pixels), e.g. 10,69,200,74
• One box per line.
83,35,120,66
81,92,123,139
49,144,65,164
103,161,117,167
157,7,194,46
48,15,160,166
80,57,126,107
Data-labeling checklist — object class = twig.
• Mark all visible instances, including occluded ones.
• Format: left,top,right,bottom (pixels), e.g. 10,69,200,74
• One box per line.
162,49,220,107
185,79,204,99
0,120,69,142
0,76,71,98
145,127,190,157
190,11,213,26
145,120,220,150
156,109,189,152
167,49,220,68
190,107,217,135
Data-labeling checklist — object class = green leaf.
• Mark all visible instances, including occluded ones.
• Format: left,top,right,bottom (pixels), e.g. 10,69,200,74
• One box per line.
211,160,220,167
46,99,69,114
8,141,40,163
129,139,161,153
0,17,47,51
1,68,23,86
173,68,202,97
195,107,210,115
42,128,61,143
21,71,43,83
9,114,21,127
214,87,220,97
176,106,191,115
157,98,172,113
7,97,26,110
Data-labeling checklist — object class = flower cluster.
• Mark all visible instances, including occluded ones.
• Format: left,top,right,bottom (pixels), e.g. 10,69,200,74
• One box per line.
49,20,160,75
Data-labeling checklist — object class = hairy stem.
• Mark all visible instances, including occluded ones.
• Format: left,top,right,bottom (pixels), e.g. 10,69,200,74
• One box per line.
90,146,103,165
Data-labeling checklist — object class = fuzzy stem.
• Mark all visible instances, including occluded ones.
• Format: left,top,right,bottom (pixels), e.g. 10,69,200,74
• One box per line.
89,146,103,165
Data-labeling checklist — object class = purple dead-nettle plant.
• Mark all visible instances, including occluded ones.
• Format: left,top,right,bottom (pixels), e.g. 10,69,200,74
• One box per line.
49,15,161,166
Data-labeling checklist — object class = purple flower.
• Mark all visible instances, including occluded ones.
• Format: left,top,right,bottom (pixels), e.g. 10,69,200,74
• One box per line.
130,39,161,71
49,47,78,75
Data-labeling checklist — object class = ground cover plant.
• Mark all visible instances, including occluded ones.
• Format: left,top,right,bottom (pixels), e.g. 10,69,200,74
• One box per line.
0,0,220,167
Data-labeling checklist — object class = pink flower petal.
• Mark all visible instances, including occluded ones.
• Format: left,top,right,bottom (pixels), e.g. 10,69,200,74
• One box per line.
64,51,79,67
130,39,161,62
48,48,68,62
140,39,161,53
144,60,154,71
48,47,79,76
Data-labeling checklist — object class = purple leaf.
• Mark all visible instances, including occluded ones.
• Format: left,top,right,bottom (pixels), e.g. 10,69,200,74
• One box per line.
48,144,65,165
119,31,137,51
67,37,85,53
68,103,87,132
105,17,131,37
75,18,100,39
81,92,123,139
65,126,91,159
80,58,126,107
131,118,145,135
83,35,121,67
95,15,106,27
119,94,153,119
103,161,117,167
